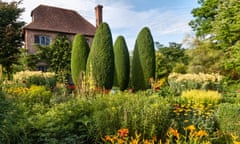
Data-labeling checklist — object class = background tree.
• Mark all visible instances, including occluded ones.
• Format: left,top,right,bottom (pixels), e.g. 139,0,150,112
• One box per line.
155,42,188,79
190,0,240,79
0,1,24,79
113,36,130,91
86,23,114,90
186,40,223,73
189,0,219,38
131,27,155,90
71,34,89,86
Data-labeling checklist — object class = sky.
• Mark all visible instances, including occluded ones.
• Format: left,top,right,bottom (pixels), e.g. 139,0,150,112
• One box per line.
4,0,199,51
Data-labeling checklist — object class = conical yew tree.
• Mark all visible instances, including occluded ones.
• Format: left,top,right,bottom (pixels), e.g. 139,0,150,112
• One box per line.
71,34,89,85
86,22,114,89
113,36,130,91
131,27,156,90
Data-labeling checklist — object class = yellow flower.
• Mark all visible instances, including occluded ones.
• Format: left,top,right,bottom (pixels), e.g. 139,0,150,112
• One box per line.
194,130,208,137
184,125,195,131
184,120,189,123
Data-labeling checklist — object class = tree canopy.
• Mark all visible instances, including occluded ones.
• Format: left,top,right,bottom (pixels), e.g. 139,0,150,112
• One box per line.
189,0,240,78
0,1,25,79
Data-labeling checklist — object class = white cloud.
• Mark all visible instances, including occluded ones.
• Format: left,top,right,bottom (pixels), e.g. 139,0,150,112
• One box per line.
3,0,193,50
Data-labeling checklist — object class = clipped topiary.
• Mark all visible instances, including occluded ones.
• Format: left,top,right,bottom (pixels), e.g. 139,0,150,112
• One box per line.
131,27,156,90
113,36,130,91
86,22,114,89
71,34,90,86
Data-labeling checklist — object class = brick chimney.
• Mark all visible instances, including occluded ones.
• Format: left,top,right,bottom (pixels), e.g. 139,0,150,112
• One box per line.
95,5,103,27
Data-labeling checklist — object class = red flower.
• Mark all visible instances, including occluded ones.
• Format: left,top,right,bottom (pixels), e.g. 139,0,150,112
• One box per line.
22,80,26,83
118,129,128,137
67,85,76,90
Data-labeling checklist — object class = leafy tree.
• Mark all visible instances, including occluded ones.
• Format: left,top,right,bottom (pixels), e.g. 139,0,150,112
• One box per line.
187,40,223,74
50,35,72,73
35,34,72,81
155,42,188,79
132,27,155,90
0,1,25,79
190,0,240,78
113,36,130,91
71,34,89,86
86,23,114,90
189,0,219,38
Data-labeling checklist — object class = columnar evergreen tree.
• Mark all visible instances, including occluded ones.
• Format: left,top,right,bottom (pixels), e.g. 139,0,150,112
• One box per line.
131,27,155,90
71,34,89,85
86,22,114,89
0,1,25,79
113,36,130,91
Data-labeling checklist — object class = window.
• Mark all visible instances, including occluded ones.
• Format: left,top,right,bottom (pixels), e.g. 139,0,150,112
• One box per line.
37,65,47,72
34,35,51,46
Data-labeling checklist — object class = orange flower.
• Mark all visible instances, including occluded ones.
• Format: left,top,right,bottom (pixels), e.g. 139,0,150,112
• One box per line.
118,128,129,137
168,127,180,138
105,135,112,141
152,135,157,142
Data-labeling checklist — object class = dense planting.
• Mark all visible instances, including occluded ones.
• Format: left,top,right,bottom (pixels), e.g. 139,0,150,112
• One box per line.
0,72,240,143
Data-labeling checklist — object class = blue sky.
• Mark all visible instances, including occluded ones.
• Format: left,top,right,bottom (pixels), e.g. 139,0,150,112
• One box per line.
4,0,199,51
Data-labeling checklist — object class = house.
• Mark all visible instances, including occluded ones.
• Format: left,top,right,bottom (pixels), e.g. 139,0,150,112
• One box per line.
23,4,103,54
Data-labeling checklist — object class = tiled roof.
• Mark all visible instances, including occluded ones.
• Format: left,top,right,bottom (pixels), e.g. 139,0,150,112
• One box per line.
23,5,96,36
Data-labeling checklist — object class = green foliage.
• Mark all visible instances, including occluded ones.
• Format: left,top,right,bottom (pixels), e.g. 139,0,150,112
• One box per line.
87,23,114,89
132,27,155,90
71,34,90,86
168,73,223,95
113,36,130,90
25,100,93,144
212,0,240,48
0,1,25,79
155,42,188,79
223,42,240,79
35,35,71,76
91,93,171,140
189,0,219,37
49,35,72,73
189,0,240,79
187,40,223,73
216,103,240,139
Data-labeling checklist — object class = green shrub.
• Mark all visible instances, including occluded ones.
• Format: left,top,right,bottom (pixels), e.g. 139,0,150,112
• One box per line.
86,22,114,89
71,34,89,86
90,93,171,140
216,103,240,139
132,27,155,90
26,99,93,144
113,36,130,90
168,73,223,95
